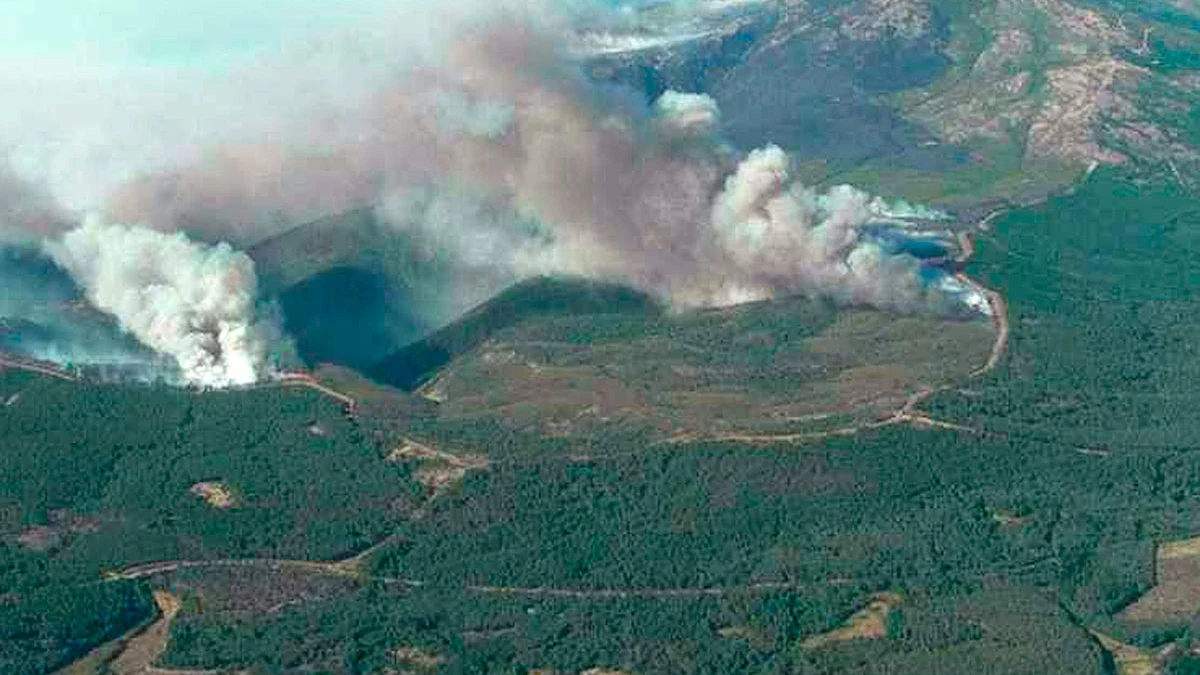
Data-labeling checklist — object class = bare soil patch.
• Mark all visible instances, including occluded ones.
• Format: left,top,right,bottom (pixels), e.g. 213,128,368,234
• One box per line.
391,646,446,671
388,439,488,495
189,482,236,509
1090,630,1164,675
800,592,902,650
16,525,62,553
109,591,182,675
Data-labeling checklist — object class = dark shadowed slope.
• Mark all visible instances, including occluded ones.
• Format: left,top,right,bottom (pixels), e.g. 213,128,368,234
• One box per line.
370,276,663,391
249,209,449,370
278,266,425,371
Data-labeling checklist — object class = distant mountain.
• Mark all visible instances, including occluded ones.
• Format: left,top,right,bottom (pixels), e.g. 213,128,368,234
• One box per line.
582,0,1200,205
584,0,959,167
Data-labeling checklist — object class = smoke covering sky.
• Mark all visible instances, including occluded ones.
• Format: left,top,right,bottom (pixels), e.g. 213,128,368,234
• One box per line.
0,0,972,387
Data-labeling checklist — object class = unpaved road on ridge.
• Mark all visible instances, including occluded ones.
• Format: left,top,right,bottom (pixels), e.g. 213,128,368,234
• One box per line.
0,356,76,381
108,558,420,586
464,579,852,599
106,556,849,600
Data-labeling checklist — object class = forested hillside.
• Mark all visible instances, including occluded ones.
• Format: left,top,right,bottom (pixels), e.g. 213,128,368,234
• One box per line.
4,166,1200,673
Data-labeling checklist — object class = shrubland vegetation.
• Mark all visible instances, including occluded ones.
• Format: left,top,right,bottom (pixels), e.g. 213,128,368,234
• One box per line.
371,276,990,443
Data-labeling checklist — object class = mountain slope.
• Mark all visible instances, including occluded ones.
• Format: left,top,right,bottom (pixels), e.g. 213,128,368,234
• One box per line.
584,0,1200,207
369,275,994,440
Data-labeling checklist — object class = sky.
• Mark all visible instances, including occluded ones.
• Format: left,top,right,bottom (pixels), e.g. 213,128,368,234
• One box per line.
0,1,421,213
0,0,402,66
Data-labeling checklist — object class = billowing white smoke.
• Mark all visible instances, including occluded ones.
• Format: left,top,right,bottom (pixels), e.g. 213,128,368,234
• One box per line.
654,91,722,136
4,3,968,357
44,220,275,387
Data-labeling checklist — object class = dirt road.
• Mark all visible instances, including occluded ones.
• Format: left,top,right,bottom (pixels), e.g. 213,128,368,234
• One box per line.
467,579,852,599
276,373,358,415
109,557,421,586
0,355,76,382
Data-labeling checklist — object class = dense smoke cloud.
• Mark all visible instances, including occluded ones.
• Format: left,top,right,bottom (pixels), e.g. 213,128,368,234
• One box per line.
0,1,967,384
100,11,944,311
44,221,278,386
0,164,71,245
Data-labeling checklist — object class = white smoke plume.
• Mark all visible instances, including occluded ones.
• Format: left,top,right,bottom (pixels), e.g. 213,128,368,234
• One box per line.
654,90,722,136
44,220,276,387
0,1,970,382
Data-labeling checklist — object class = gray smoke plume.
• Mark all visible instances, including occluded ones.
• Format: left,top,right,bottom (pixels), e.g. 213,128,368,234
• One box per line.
44,220,277,387
0,244,167,376
88,10,949,314
0,2,967,384
0,164,71,246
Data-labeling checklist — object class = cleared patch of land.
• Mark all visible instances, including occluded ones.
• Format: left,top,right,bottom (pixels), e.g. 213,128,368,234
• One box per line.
1090,630,1164,675
391,646,446,672
800,592,902,649
387,438,489,495
109,591,183,675
188,482,235,509
53,591,208,675
1119,536,1200,625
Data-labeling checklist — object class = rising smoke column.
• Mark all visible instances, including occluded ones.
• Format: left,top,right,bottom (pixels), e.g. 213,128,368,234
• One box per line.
45,220,276,387
357,23,936,310
9,3,965,343
706,145,926,310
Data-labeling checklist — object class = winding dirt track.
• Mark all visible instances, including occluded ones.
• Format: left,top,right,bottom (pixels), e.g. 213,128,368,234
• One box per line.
465,579,852,599
0,356,77,382
108,558,421,587
0,357,363,418
105,557,853,601
275,373,358,415
101,557,864,605
965,281,1010,378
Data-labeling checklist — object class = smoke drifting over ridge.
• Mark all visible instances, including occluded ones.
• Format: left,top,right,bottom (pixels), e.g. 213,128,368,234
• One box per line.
101,9,948,310
0,1,969,385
